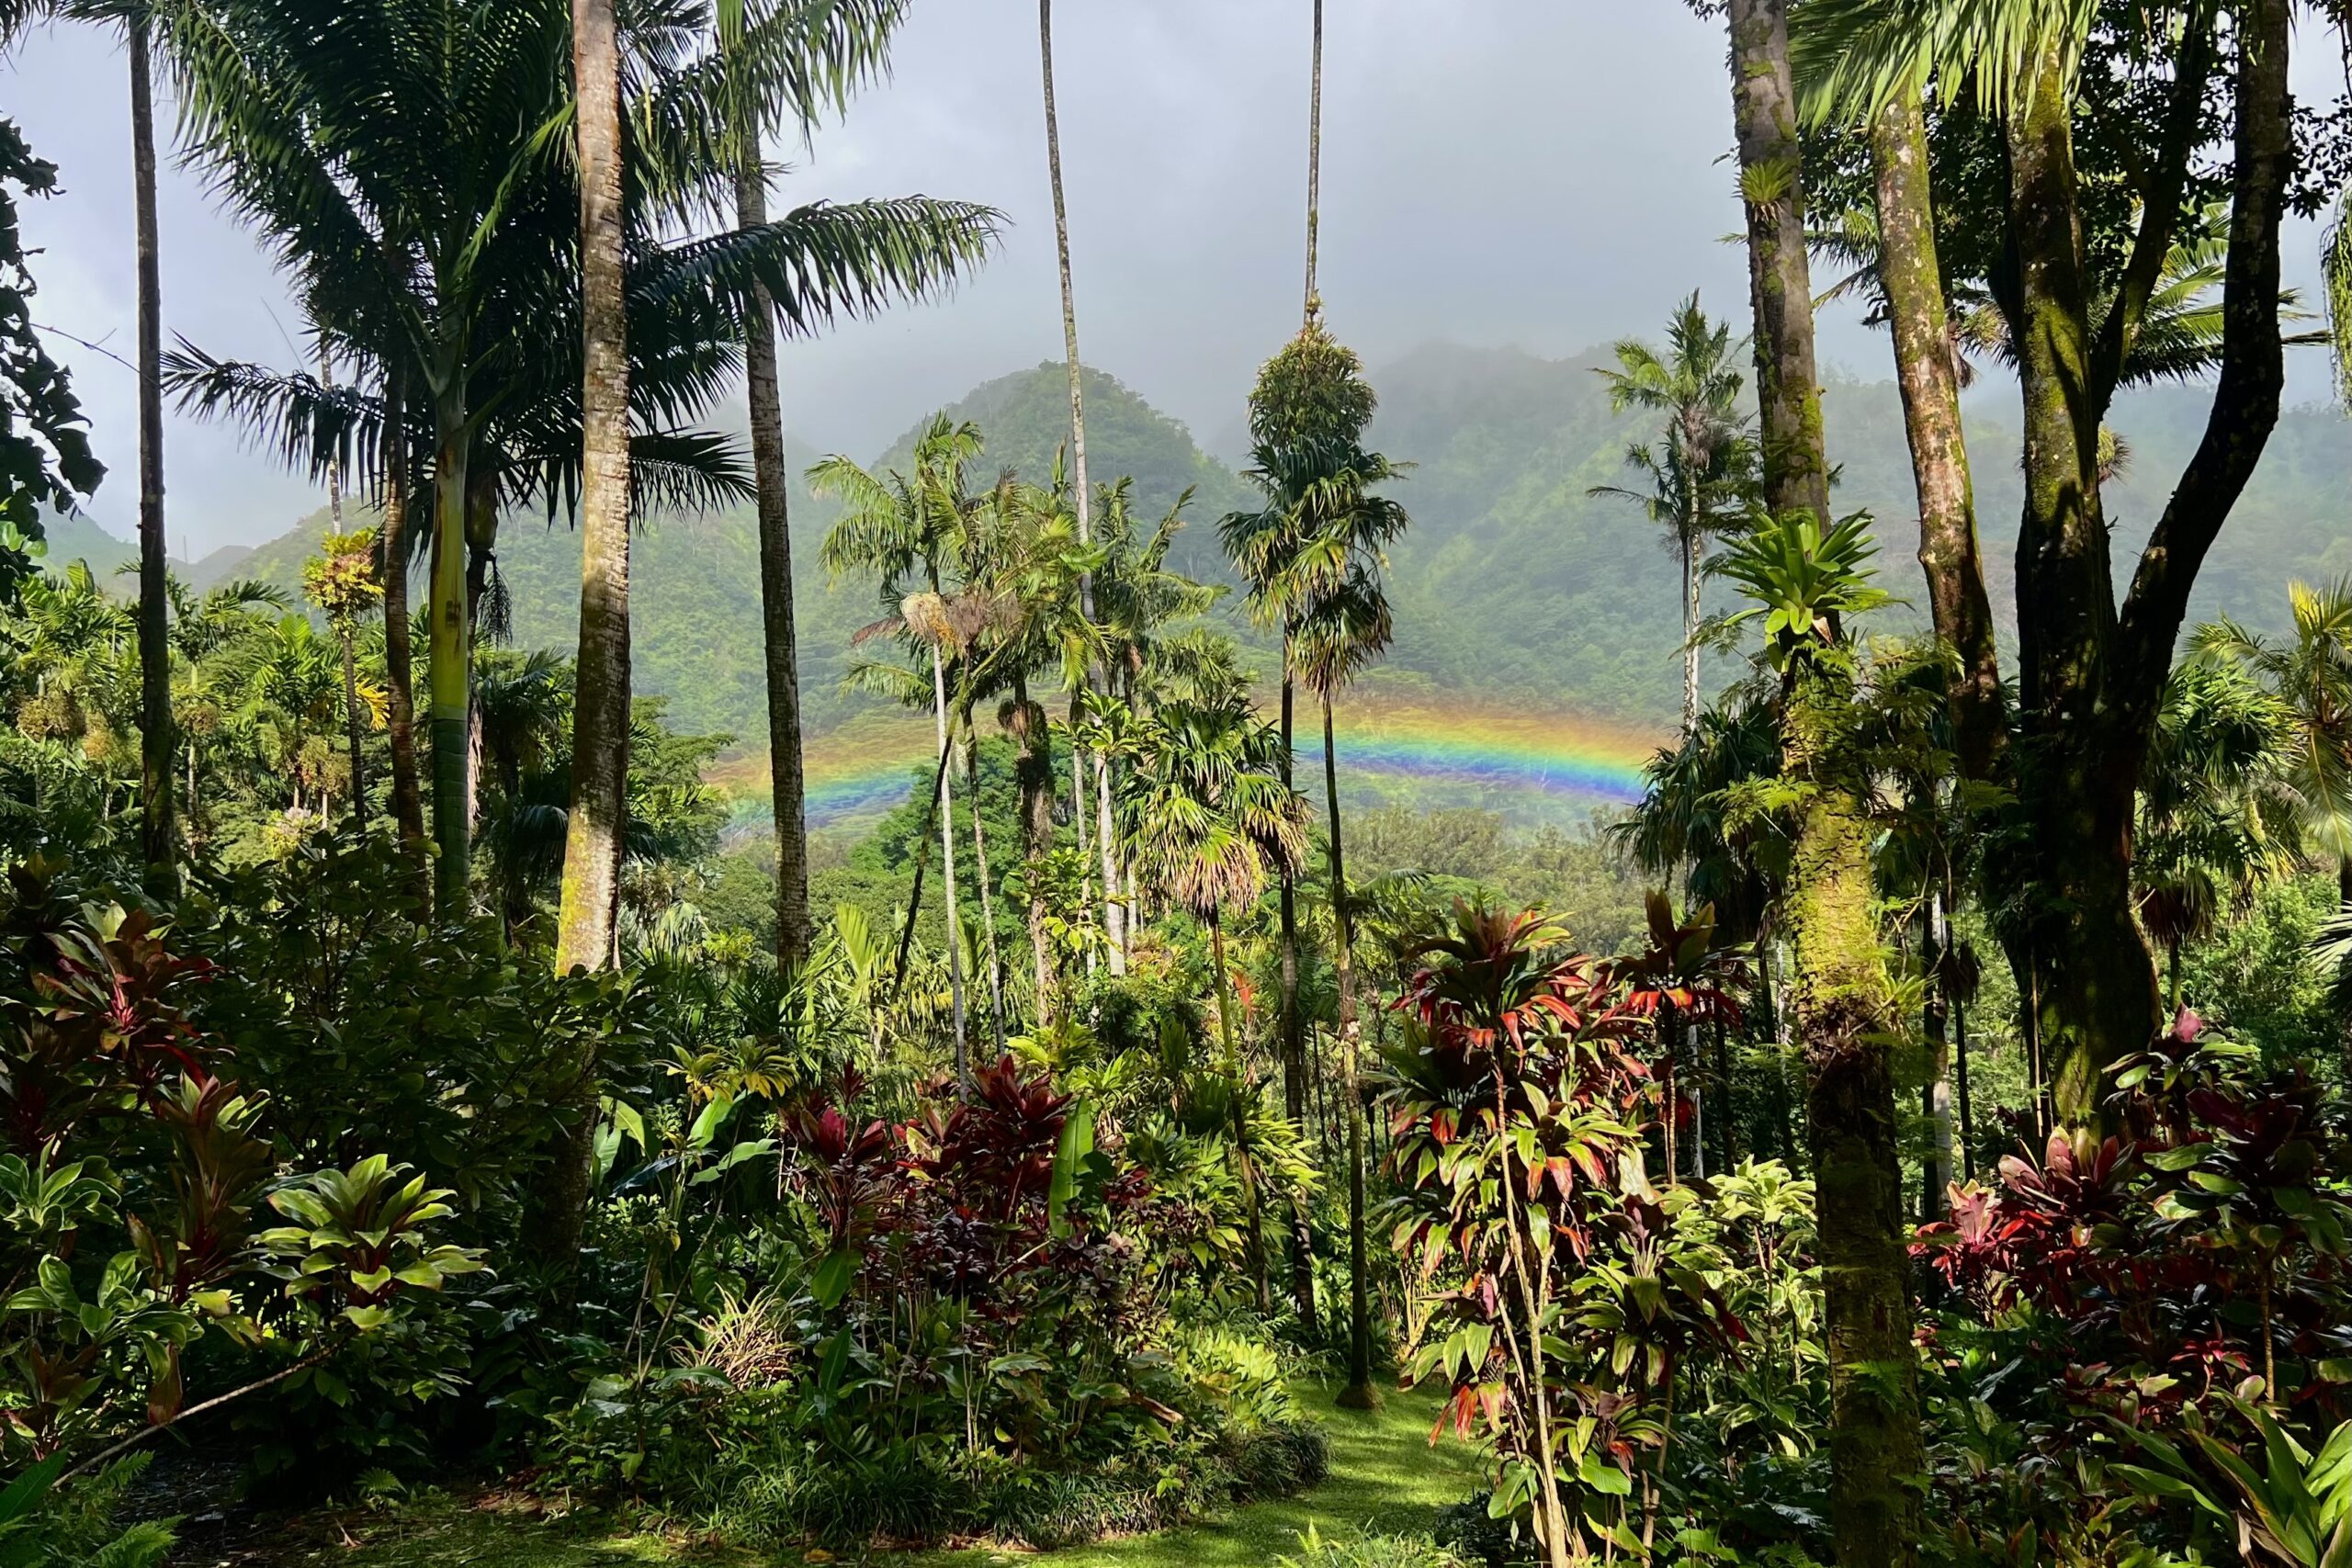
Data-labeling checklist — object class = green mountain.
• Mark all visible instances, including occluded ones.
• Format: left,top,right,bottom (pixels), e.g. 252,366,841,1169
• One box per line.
130,347,2352,756
169,364,1252,747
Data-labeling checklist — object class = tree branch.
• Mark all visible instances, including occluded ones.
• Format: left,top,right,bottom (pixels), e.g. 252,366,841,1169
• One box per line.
2112,0,2292,735
2086,0,2217,414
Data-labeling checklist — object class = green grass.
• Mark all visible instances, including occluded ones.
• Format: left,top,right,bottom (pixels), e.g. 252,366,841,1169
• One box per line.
903,1384,1482,1568
256,1385,1482,1568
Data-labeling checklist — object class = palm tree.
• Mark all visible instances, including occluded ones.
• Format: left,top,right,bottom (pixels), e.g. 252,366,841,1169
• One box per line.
7,0,187,888
967,473,1103,1017
813,418,987,1087
1295,569,1391,1409
1037,0,1122,975
167,0,999,915
2193,581,2352,911
1301,0,1323,321
556,0,632,983
2134,662,2299,1011
1224,320,1403,1338
1120,694,1310,1316
1592,294,1753,739
715,0,907,970
299,527,381,829
471,649,573,942
125,2,170,894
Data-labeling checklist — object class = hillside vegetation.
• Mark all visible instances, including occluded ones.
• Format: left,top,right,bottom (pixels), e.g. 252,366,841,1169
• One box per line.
55,347,2352,749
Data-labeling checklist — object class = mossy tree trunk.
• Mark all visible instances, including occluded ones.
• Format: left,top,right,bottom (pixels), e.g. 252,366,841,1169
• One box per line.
1726,5,1923,1562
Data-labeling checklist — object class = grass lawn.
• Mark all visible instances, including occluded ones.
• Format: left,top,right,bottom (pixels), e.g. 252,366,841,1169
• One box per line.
244,1384,1483,1568
905,1384,1483,1568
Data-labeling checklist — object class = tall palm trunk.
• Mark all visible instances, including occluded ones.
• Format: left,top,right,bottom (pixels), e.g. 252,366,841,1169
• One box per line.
379,368,429,896
1727,3,1921,1563
426,391,473,916
932,643,970,1091
1069,695,1096,977
1012,675,1056,1018
963,716,1007,1050
1680,521,1706,1174
1323,692,1375,1408
129,11,173,897
339,626,366,829
1209,908,1272,1315
557,0,632,975
1681,525,1702,735
544,0,633,1290
1921,895,1953,1221
1275,656,1310,1325
1038,0,1123,975
1302,0,1323,319
735,147,814,970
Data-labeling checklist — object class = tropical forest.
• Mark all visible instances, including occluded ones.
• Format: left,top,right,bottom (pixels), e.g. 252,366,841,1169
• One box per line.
9,1,2352,1566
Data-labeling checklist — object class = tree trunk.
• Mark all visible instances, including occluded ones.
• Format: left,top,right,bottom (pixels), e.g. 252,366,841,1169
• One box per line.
339,627,367,829
1713,1013,1736,1168
1012,676,1057,1021
426,393,473,917
2002,43,2156,1126
130,14,174,897
1921,897,1952,1222
379,369,428,897
1681,526,1702,736
1953,984,1975,1181
933,645,970,1092
1788,662,1925,1568
1069,695,1097,977
1325,694,1377,1407
964,719,1007,1052
1302,0,1323,321
1276,664,1312,1326
556,0,633,980
1728,6,1922,1560
1727,0,1829,531
734,152,814,971
1209,909,1272,1316
1038,0,1122,977
1870,84,2003,785
542,0,633,1292
1094,748,1124,973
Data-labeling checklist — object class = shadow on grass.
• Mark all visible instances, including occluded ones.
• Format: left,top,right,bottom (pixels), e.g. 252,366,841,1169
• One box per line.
260,1384,1481,1568
906,1382,1484,1568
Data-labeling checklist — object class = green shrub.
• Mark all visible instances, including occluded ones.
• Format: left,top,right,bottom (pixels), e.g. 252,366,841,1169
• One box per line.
1166,1319,1306,1435
1277,1523,1474,1567
1230,1419,1331,1498
699,1440,976,1550
981,1468,1168,1550
1432,1494,1531,1567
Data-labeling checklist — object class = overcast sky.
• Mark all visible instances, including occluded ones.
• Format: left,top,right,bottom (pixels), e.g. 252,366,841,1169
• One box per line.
5,2,2342,558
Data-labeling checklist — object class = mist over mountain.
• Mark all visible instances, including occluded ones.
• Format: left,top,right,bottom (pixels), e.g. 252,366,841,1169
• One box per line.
51,345,2352,753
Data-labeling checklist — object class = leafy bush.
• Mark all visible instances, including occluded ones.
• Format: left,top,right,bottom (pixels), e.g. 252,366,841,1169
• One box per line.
1432,1495,1535,1568
0,1455,174,1568
1230,1419,1330,1498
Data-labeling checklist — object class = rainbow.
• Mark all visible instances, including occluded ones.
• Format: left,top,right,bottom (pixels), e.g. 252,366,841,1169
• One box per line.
712,693,1665,832
1317,694,1657,808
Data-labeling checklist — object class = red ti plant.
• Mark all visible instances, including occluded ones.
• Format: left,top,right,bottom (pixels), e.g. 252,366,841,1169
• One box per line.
1611,894,1748,1183
1918,1014,2352,1428
1384,901,1655,1568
